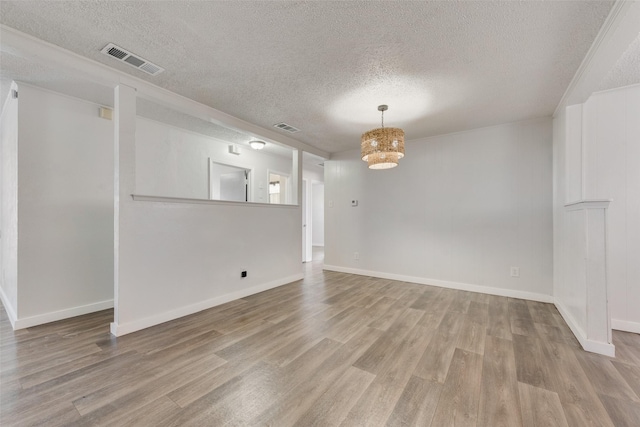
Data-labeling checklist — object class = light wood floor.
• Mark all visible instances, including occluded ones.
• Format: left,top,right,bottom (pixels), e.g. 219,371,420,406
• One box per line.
2,250,640,426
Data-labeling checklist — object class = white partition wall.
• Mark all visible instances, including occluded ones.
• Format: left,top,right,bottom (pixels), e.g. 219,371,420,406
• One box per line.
111,86,304,336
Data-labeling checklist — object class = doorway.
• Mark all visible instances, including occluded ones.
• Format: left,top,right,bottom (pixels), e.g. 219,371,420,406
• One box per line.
209,159,251,202
311,182,325,251
268,171,290,204
302,180,324,263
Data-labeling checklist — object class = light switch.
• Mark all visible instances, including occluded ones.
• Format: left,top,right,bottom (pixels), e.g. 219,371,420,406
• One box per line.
351,200,358,207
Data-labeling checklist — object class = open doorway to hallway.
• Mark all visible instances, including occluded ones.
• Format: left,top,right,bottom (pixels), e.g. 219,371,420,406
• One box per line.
302,153,325,263
302,179,324,263
312,245,324,262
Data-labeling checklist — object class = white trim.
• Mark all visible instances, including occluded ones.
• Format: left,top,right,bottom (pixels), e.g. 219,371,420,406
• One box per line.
12,299,114,330
0,286,18,329
13,81,109,110
131,194,299,208
612,319,640,334
110,273,303,336
555,299,616,357
322,265,554,303
564,199,611,211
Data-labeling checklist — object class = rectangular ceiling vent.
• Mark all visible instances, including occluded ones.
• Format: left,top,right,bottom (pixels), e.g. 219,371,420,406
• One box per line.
273,122,300,133
100,43,164,76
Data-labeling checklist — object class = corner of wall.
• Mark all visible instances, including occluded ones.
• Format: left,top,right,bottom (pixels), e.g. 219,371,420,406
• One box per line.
0,285,18,329
12,299,114,330
554,297,615,357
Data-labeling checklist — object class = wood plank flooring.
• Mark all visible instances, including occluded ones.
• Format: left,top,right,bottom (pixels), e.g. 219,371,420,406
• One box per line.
1,250,640,426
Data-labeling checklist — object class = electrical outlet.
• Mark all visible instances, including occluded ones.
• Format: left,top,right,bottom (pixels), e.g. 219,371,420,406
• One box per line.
510,267,520,277
354,252,359,260
241,270,247,278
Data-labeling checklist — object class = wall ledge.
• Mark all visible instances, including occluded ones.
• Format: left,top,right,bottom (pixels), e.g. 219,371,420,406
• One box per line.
564,199,611,211
12,299,114,330
131,194,299,208
555,299,615,357
110,273,303,337
322,264,554,304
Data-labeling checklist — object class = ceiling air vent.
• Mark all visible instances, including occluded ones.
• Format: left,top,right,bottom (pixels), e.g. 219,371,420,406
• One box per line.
273,122,300,133
100,43,165,76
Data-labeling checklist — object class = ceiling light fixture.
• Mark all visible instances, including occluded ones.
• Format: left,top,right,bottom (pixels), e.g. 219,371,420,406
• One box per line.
249,140,266,150
361,105,405,169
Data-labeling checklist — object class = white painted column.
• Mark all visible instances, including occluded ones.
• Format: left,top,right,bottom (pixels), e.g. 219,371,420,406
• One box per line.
564,200,613,356
111,84,136,336
293,149,302,206
564,104,583,202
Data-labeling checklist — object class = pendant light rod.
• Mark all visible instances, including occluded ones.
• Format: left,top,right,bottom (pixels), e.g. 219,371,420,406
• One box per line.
378,104,388,128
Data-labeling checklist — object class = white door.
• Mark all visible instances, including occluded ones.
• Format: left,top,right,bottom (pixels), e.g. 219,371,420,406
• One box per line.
302,181,307,262
220,170,246,202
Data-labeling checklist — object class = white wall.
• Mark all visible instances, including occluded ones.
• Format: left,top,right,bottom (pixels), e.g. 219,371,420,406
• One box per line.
6,84,114,327
114,200,303,334
312,183,324,246
112,86,304,335
584,85,640,332
325,118,553,301
0,83,19,323
136,118,293,203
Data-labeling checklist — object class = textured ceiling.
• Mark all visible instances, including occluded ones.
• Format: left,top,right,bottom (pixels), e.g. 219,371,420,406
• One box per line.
598,31,640,92
0,1,615,153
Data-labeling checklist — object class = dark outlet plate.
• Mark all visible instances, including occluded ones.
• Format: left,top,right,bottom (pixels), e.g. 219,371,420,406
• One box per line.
241,271,247,278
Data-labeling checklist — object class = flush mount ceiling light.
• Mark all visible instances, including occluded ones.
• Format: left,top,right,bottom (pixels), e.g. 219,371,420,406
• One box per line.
361,105,405,170
249,140,266,150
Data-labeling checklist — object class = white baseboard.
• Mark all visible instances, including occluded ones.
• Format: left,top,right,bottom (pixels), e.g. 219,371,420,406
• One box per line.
110,273,304,337
0,286,18,329
612,319,640,334
12,299,114,330
322,265,554,303
554,299,615,357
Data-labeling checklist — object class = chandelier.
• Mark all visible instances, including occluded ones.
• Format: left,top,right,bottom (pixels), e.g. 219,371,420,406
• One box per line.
361,105,405,169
